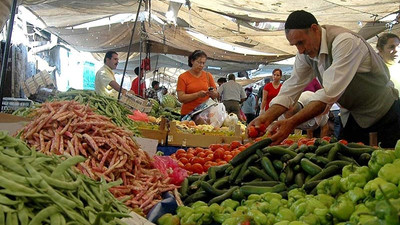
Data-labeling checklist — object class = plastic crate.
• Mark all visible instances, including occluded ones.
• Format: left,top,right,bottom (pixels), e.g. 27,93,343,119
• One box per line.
1,97,33,114
120,93,152,113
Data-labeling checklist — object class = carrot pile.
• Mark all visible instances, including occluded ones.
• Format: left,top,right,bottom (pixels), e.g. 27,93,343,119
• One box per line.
19,101,177,214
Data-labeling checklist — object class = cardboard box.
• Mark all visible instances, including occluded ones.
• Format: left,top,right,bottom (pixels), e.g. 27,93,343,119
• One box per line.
0,113,31,135
167,121,242,148
138,118,168,145
133,137,158,156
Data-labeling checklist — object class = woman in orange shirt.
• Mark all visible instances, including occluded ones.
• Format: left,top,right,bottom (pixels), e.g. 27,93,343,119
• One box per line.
176,50,219,116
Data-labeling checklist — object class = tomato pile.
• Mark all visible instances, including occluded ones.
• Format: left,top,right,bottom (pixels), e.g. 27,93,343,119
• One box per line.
170,141,251,174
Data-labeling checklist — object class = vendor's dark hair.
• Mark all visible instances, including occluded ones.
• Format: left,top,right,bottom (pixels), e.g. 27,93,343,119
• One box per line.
285,10,318,34
217,77,227,83
272,68,282,76
104,51,117,63
188,50,207,67
377,33,400,51
134,67,140,76
151,80,159,88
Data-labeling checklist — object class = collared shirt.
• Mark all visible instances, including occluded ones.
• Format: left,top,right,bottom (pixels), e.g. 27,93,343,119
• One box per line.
95,64,118,98
218,80,246,102
271,27,371,110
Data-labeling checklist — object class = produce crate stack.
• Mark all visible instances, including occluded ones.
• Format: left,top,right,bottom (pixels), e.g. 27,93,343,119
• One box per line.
1,97,33,114
120,93,152,113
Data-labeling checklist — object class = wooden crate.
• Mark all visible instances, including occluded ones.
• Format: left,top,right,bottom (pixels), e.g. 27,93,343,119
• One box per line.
167,122,242,148
138,118,168,145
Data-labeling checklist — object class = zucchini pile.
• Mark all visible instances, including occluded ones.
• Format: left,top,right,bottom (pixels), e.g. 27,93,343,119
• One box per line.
179,138,376,205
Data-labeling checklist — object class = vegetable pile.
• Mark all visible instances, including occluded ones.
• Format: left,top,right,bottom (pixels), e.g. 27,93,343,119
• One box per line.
179,137,375,206
159,140,400,225
170,141,247,174
0,131,130,225
54,89,140,135
18,100,177,214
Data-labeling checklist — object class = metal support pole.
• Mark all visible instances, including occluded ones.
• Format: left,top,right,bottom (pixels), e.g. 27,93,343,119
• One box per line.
118,0,143,101
138,35,143,95
0,0,18,112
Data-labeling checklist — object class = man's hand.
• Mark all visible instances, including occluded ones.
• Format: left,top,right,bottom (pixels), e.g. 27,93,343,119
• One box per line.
268,118,297,145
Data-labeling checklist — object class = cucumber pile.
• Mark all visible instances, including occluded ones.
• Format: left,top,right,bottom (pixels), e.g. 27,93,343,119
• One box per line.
179,138,376,205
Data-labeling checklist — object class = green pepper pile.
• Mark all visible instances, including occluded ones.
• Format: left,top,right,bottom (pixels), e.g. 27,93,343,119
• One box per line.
0,131,130,224
158,139,400,225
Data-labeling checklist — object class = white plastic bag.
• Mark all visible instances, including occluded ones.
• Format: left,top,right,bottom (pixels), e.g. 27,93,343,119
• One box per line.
193,103,227,128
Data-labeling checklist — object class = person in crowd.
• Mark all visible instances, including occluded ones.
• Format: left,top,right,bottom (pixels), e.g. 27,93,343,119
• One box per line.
147,80,160,101
255,77,270,116
303,77,322,92
242,87,256,124
260,69,282,113
377,33,400,95
95,51,129,98
176,50,218,116
250,10,400,147
218,73,246,118
217,77,227,87
130,67,146,98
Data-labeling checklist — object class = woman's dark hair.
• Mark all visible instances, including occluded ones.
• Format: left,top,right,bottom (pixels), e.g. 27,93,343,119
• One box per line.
104,51,117,63
377,33,400,51
272,68,282,76
188,50,207,67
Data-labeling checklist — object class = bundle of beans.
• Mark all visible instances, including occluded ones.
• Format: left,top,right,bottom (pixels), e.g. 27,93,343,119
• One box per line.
19,101,177,213
0,131,130,224
53,90,140,136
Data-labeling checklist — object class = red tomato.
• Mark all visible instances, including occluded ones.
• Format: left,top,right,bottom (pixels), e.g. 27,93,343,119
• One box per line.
192,163,204,174
241,220,250,225
186,153,195,159
195,147,204,154
214,148,225,160
230,141,242,150
258,124,267,133
281,139,295,146
179,157,189,165
203,163,212,171
238,146,246,152
205,150,213,155
197,152,206,158
170,153,176,159
205,154,213,162
232,150,241,156
224,154,233,162
184,163,192,171
176,149,186,155
222,144,230,151
339,139,348,145
248,126,259,138
209,144,222,151
306,140,315,146
322,136,332,142
217,160,227,165
191,157,205,165
215,158,221,163
177,161,184,168
244,143,252,148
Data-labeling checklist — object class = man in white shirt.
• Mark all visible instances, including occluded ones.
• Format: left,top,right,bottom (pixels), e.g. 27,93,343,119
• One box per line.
95,51,128,98
250,10,400,147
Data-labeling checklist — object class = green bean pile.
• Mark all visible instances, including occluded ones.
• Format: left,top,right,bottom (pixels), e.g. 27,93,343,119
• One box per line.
0,131,131,225
53,89,140,136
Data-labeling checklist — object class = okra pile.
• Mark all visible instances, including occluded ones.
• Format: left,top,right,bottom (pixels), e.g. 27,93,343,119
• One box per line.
0,131,130,225
180,138,375,205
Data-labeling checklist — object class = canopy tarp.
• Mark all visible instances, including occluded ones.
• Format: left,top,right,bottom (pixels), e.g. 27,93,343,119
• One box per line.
1,0,399,64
